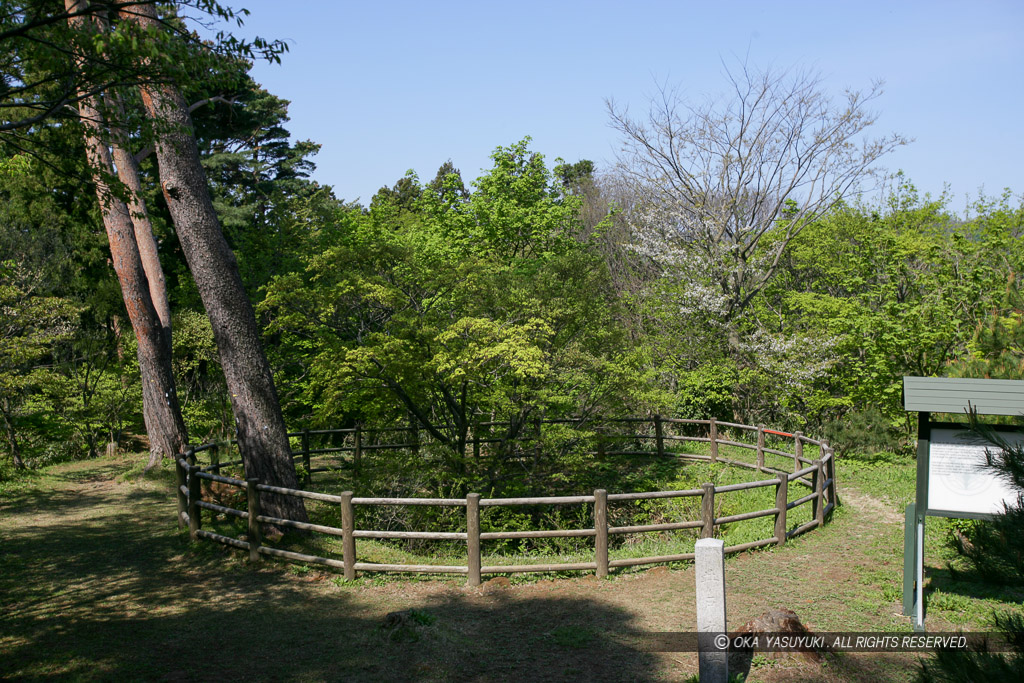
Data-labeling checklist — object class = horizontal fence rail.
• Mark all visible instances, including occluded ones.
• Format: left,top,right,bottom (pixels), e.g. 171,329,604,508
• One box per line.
176,417,838,584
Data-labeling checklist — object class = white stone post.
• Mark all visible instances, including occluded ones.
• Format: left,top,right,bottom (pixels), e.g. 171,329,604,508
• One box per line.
696,537,728,683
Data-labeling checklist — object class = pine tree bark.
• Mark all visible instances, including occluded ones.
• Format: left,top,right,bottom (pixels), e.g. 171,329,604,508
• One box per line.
125,3,308,525
107,91,179,470
73,94,188,465
107,92,172,337
66,0,188,471
92,9,172,344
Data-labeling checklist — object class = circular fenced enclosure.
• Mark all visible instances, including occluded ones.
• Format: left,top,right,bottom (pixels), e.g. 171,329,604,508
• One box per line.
175,417,838,584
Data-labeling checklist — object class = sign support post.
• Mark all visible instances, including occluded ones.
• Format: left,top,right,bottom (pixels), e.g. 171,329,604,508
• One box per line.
904,411,930,631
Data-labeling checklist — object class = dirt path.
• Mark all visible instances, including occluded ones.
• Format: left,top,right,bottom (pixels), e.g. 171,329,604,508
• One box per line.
1,457,923,682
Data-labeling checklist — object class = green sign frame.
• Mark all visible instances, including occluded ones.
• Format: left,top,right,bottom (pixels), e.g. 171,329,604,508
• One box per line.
901,377,1024,631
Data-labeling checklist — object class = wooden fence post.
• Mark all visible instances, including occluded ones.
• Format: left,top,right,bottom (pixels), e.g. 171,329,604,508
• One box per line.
302,429,311,487
246,478,261,563
175,456,187,530
813,459,825,526
701,483,716,538
594,489,608,579
353,423,362,475
341,491,356,581
824,444,839,507
187,464,201,540
794,431,804,472
533,417,542,465
219,440,231,472
774,473,788,546
709,419,719,462
756,424,765,470
467,493,481,587
210,442,221,476
410,412,420,456
654,415,665,458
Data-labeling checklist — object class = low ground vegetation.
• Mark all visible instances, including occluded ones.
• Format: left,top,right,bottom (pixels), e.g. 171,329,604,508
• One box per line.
3,444,1022,681
189,422,827,570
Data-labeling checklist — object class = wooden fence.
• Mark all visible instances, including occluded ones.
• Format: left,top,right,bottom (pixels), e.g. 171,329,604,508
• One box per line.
175,417,838,584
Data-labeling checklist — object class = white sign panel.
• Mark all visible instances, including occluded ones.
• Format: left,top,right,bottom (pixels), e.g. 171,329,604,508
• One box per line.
928,428,1022,515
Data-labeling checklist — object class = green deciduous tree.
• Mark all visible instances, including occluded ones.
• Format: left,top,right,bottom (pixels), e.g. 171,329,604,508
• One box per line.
775,179,1022,433
0,259,79,471
263,142,656,495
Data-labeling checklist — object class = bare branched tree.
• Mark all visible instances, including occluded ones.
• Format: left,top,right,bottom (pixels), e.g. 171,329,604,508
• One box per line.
608,62,908,338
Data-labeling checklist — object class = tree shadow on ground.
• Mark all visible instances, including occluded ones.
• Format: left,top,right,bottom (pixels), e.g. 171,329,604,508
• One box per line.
0,458,945,682
0,479,661,682
928,565,1024,604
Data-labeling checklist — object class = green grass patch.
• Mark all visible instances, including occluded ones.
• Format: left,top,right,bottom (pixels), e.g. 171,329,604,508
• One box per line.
5,444,1020,683
836,448,916,511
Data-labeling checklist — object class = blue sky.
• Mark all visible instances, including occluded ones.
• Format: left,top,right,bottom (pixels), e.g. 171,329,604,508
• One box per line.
220,0,1023,209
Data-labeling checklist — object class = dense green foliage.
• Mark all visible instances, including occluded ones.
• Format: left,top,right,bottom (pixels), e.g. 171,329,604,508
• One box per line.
2,15,1022,486
3,119,1023,481
0,49,322,468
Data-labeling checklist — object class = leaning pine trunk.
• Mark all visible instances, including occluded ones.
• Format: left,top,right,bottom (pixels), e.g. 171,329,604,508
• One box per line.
66,0,188,470
93,12,173,346
107,90,173,343
125,4,308,526
107,89,179,471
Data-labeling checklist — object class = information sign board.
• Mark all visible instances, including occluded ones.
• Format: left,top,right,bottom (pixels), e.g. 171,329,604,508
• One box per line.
927,428,1022,516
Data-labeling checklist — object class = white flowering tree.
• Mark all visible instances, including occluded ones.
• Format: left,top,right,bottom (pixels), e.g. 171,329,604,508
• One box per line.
609,62,907,335
608,63,904,422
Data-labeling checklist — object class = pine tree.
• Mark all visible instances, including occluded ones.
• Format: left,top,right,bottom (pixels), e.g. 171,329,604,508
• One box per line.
948,275,1024,381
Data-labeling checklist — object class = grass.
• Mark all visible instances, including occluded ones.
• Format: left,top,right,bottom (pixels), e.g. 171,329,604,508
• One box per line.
837,449,916,511
548,624,596,648
3,441,1024,681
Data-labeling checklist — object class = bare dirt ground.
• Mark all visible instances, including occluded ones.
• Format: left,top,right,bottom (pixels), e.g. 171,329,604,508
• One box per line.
0,456,938,681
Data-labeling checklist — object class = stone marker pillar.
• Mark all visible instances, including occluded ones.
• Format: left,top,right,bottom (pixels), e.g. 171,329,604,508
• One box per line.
696,537,728,683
